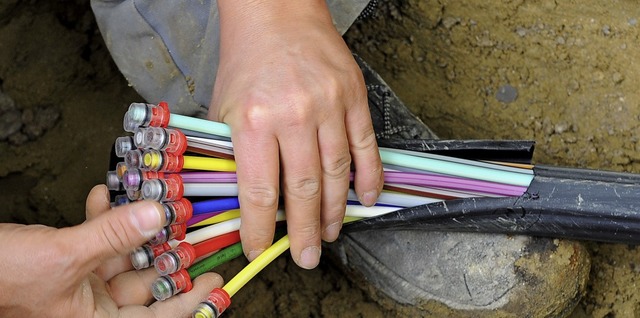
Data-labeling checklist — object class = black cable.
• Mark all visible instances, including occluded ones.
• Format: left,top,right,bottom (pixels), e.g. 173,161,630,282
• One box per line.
343,165,640,245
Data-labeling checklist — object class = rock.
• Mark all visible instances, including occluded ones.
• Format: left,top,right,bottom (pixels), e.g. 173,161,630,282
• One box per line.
0,109,22,140
22,106,60,140
496,84,518,103
0,90,16,112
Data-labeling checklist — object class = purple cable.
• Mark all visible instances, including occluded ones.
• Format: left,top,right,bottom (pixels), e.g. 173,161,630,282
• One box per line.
382,171,528,196
177,172,237,183
174,170,528,197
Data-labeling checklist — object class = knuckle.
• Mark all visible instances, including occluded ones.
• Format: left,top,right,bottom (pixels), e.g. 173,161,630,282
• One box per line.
241,103,272,129
243,183,279,209
284,177,321,201
351,126,377,151
323,153,352,179
290,221,321,240
241,225,274,247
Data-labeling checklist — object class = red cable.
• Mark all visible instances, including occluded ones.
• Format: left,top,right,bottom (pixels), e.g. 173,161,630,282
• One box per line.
193,231,241,257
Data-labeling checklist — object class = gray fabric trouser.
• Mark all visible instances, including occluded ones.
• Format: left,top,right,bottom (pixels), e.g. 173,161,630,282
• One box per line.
91,0,370,117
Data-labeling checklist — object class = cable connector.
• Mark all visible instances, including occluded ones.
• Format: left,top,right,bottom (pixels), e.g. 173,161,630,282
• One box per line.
162,198,193,226
110,194,131,207
141,149,184,172
122,167,165,191
115,136,135,157
130,242,171,270
106,170,122,191
123,101,171,132
133,127,188,155
126,188,142,201
141,174,184,202
149,223,187,245
152,269,193,301
154,242,197,276
125,149,144,169
192,288,231,318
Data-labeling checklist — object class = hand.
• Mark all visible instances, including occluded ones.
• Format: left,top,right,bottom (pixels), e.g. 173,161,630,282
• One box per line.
209,0,384,269
0,185,223,318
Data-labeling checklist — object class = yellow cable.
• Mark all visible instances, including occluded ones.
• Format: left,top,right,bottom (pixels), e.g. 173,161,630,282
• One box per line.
189,209,241,228
221,217,361,297
183,156,237,172
223,235,290,297
342,216,362,223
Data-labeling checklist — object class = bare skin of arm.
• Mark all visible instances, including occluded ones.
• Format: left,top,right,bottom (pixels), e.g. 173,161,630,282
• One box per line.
209,0,384,269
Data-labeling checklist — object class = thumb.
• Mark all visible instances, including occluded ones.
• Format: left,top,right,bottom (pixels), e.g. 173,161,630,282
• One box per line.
70,200,166,271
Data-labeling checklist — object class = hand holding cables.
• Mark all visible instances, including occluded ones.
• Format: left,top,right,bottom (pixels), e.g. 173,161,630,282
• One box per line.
0,185,222,318
208,0,385,270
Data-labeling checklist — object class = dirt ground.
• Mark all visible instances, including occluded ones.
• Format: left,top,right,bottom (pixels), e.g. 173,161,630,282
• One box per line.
0,0,639,317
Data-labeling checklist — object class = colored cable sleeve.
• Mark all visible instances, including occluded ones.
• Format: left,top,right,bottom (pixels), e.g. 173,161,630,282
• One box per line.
223,235,289,297
343,216,362,223
165,118,534,182
192,197,240,215
382,171,528,196
176,218,240,247
178,171,524,196
171,114,536,167
175,205,398,248
484,161,535,170
193,231,241,258
169,114,232,138
189,210,241,228
341,205,400,218
347,189,438,207
187,211,227,227
378,148,534,187
174,211,287,247
221,217,363,298
188,242,244,279
183,156,236,172
183,183,440,207
382,147,534,175
179,172,237,183
180,128,232,141
183,183,238,197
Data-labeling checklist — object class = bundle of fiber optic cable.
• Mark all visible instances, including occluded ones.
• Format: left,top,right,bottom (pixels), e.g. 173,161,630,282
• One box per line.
106,101,640,318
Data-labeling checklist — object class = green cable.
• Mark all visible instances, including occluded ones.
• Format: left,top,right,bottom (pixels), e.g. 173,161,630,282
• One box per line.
379,149,534,187
187,242,243,279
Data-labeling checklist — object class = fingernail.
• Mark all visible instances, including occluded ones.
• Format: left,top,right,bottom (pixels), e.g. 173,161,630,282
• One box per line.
247,249,265,261
360,190,378,207
131,203,162,239
323,221,342,242
299,246,321,269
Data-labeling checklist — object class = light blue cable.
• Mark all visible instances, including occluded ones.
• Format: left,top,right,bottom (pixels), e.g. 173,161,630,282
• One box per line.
379,149,533,187
169,114,231,138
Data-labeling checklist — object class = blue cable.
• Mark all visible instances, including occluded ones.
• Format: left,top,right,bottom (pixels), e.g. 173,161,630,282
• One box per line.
192,197,240,215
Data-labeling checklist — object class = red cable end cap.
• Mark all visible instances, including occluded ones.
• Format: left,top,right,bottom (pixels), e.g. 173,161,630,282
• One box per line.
170,269,193,294
207,288,231,315
149,101,171,128
177,241,197,264
172,223,187,241
172,198,193,224
172,130,188,155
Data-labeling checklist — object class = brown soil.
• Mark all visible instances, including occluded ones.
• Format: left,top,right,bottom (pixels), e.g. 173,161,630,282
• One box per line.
1,1,639,317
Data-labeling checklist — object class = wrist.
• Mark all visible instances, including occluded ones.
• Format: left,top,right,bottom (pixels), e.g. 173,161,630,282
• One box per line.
217,0,334,41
